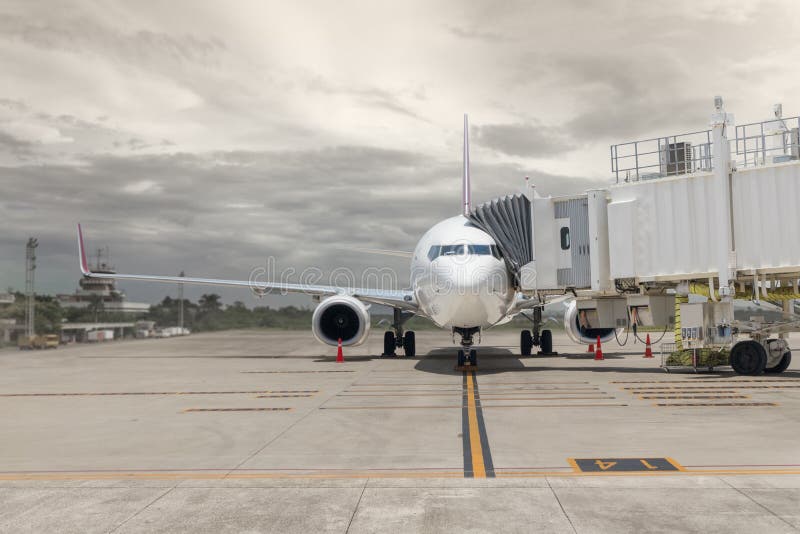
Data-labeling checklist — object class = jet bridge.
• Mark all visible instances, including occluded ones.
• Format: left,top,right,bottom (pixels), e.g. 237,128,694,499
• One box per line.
482,97,800,374
497,98,800,297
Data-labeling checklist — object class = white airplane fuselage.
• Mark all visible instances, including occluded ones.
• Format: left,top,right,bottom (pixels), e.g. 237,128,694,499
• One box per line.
411,215,515,329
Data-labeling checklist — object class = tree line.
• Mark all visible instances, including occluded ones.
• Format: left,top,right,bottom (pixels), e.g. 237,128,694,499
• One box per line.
0,292,316,334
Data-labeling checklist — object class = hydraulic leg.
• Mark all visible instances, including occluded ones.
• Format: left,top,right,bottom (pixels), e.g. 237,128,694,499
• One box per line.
454,326,480,367
384,309,415,357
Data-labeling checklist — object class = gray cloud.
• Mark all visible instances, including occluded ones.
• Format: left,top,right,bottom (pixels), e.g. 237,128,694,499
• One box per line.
0,13,225,70
0,142,600,304
472,122,575,157
1,0,797,307
0,130,34,157
447,25,511,44
305,77,426,121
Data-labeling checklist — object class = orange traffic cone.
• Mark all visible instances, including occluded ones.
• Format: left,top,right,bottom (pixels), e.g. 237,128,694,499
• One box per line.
587,343,595,353
594,336,604,361
336,338,344,363
644,334,653,358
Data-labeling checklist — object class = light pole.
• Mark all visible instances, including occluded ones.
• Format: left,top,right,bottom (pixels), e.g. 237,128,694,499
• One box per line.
178,271,184,331
25,238,38,338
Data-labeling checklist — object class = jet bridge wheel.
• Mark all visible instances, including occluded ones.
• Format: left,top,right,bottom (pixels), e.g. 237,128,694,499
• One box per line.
403,331,416,357
730,340,767,375
521,330,533,356
383,331,396,356
765,351,792,374
540,329,553,354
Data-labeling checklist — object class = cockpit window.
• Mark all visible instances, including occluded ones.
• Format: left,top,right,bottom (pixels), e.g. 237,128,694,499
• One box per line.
428,244,502,260
440,244,464,256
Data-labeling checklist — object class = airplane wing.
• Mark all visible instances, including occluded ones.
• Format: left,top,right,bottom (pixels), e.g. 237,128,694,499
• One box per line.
509,292,572,314
77,225,418,312
350,248,413,258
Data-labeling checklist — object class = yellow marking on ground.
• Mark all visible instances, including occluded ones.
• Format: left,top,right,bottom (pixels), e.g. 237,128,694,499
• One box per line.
567,458,581,472
466,371,486,478
665,457,686,471
496,468,800,477
481,403,628,408
653,402,778,407
8,466,800,481
183,408,292,412
339,389,600,396
0,471,465,481
351,381,591,387
321,405,463,410
256,394,315,398
638,395,750,400
613,379,800,384
321,403,629,410
627,390,740,394
0,390,317,397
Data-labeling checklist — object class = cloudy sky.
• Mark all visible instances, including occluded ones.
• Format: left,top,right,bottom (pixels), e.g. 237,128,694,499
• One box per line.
2,0,799,307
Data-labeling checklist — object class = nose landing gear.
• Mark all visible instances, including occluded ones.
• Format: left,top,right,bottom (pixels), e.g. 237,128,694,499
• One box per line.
454,327,480,367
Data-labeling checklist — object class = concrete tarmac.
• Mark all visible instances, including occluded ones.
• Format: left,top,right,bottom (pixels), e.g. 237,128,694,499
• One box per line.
1,329,799,533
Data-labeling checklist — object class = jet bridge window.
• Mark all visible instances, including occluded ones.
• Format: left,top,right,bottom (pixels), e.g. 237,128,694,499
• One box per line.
428,244,501,260
560,227,571,250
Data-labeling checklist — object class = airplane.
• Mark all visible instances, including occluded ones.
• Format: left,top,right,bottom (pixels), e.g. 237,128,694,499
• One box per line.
76,116,617,366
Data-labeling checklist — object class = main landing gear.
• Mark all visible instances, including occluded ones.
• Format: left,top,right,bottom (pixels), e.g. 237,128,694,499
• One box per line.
382,309,416,357
454,326,479,367
520,307,554,356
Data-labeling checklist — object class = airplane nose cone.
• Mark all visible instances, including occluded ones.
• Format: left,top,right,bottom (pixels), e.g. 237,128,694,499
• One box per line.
426,256,511,328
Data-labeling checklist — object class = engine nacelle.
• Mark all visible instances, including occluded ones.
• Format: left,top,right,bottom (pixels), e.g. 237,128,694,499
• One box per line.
563,300,617,345
312,295,371,347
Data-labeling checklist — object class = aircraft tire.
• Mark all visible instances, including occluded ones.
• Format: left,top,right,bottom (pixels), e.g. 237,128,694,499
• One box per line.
403,331,416,357
521,330,533,356
383,331,396,356
540,329,553,354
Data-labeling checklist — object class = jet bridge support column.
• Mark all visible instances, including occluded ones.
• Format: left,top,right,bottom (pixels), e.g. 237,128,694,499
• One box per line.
588,189,611,293
711,97,734,297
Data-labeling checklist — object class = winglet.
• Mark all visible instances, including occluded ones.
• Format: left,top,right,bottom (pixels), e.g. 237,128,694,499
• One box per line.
77,224,91,276
462,114,471,217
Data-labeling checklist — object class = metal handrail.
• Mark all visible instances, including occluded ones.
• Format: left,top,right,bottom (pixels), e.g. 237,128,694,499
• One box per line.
735,115,800,168
610,129,713,183
610,115,800,182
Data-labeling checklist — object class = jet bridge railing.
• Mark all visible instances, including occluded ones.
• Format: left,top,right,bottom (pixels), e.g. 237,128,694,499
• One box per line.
734,115,800,168
610,129,714,183
611,115,800,182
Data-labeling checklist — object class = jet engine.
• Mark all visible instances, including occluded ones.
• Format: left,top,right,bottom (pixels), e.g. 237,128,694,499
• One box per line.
312,295,371,346
563,300,617,345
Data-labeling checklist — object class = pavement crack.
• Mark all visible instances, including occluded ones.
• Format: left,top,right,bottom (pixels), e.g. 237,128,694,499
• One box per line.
720,477,800,531
345,480,368,533
547,479,578,534
108,484,177,533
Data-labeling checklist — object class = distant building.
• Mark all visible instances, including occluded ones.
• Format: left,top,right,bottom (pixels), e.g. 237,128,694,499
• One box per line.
0,293,18,342
57,247,150,314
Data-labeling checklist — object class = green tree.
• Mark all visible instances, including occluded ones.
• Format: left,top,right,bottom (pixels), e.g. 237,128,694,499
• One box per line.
199,294,222,313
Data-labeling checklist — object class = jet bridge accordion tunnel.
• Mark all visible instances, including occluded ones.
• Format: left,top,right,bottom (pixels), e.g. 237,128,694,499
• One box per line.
468,189,608,294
